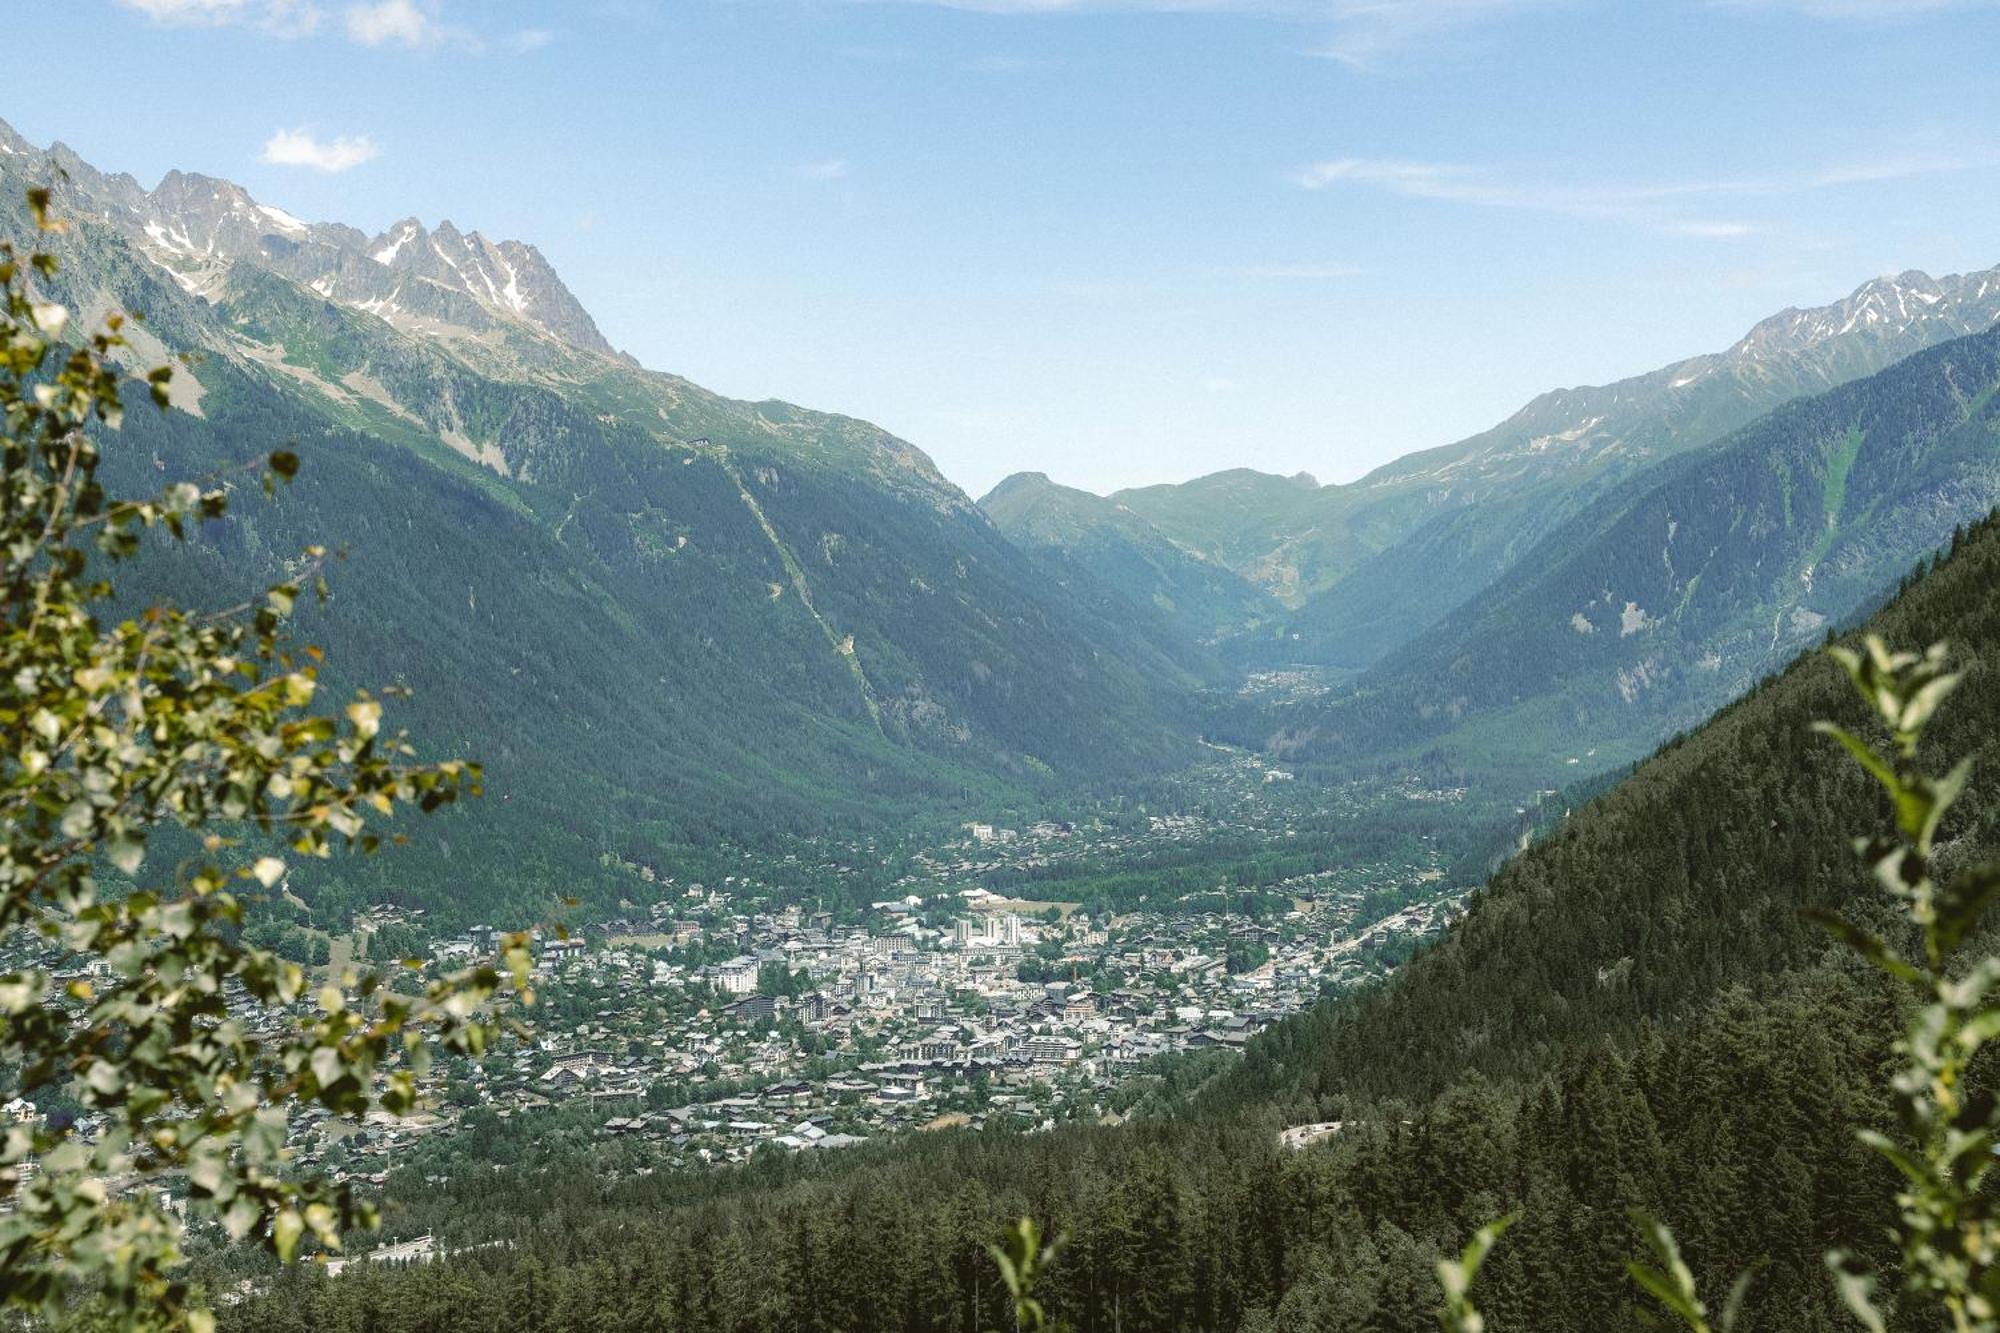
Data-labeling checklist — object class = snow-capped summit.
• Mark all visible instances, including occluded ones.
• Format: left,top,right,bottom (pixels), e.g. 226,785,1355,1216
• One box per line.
0,117,618,359
1729,267,2000,362
361,217,615,356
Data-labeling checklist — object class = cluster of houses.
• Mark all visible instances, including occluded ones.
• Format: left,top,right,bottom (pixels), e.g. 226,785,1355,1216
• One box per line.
267,846,1462,1179
0,750,1471,1206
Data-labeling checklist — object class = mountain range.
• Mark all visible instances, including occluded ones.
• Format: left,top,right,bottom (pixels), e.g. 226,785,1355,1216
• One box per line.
0,118,1215,926
987,264,2000,670
8,116,1999,920
1260,318,2000,780
226,496,2000,1333
986,263,2000,786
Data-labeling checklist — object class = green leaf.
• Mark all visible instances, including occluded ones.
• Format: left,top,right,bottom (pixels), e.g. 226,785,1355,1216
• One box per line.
222,1195,261,1242
1937,862,2000,959
1824,1254,1887,1333
1813,722,1901,806
1856,1129,1933,1188
0,973,45,1013
106,832,145,876
1899,670,1962,735
272,1208,304,1263
1628,1212,1707,1331
1438,1214,1515,1333
1628,1264,1707,1330
1800,908,1921,983
310,1045,343,1092
1716,1259,1768,1333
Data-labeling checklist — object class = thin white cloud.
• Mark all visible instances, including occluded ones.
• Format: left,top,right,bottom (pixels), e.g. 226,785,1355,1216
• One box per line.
798,158,851,180
506,27,555,52
1312,0,1566,68
1294,151,1994,233
1713,0,1995,17
120,0,249,18
117,0,483,44
342,0,486,49
1663,221,1760,239
872,0,1567,67
1295,158,1486,197
117,0,322,34
1228,262,1367,278
345,0,438,45
261,126,381,172
962,52,1067,71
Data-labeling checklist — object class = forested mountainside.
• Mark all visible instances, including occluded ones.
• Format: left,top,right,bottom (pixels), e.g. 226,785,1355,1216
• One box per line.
992,267,2000,670
220,511,2000,1333
0,126,1214,927
1235,510,2000,1110
979,471,1282,642
1261,321,2000,781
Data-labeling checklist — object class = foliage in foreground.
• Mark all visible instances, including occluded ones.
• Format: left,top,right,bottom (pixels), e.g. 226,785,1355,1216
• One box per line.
986,634,1997,1333
1452,635,2000,1332
213,584,1998,1333
0,193,529,1327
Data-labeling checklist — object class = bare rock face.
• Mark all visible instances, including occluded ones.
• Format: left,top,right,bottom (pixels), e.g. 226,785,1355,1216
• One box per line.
3,118,618,359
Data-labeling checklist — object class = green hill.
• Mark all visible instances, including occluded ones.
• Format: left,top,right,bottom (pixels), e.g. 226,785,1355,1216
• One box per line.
980,471,1282,643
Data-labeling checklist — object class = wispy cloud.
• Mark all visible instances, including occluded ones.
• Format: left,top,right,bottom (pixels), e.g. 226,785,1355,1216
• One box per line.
261,126,381,172
870,0,1567,68
345,0,439,46
1227,261,1367,279
961,52,1067,72
1295,157,1485,197
1662,221,1760,239
1294,150,1993,234
119,0,520,48
1311,0,1567,68
117,0,322,35
1711,0,1997,18
798,158,851,180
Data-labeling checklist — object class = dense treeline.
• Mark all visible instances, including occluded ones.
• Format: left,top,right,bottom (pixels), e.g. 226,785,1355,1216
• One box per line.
221,973,1899,1333
222,511,2000,1331
1231,510,2000,1112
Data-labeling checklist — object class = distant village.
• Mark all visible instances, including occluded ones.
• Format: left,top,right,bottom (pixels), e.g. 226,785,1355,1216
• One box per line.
2,754,1469,1216
303,808,1455,1187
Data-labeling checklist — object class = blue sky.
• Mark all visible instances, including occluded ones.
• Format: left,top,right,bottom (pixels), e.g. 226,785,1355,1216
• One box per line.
9,0,2000,495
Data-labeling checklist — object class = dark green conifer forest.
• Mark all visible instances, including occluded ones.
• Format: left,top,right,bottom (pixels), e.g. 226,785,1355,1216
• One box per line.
217,510,2000,1333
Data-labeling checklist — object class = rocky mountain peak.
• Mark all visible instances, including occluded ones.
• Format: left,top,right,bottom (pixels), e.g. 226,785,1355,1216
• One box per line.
0,116,619,360
1728,264,1999,361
